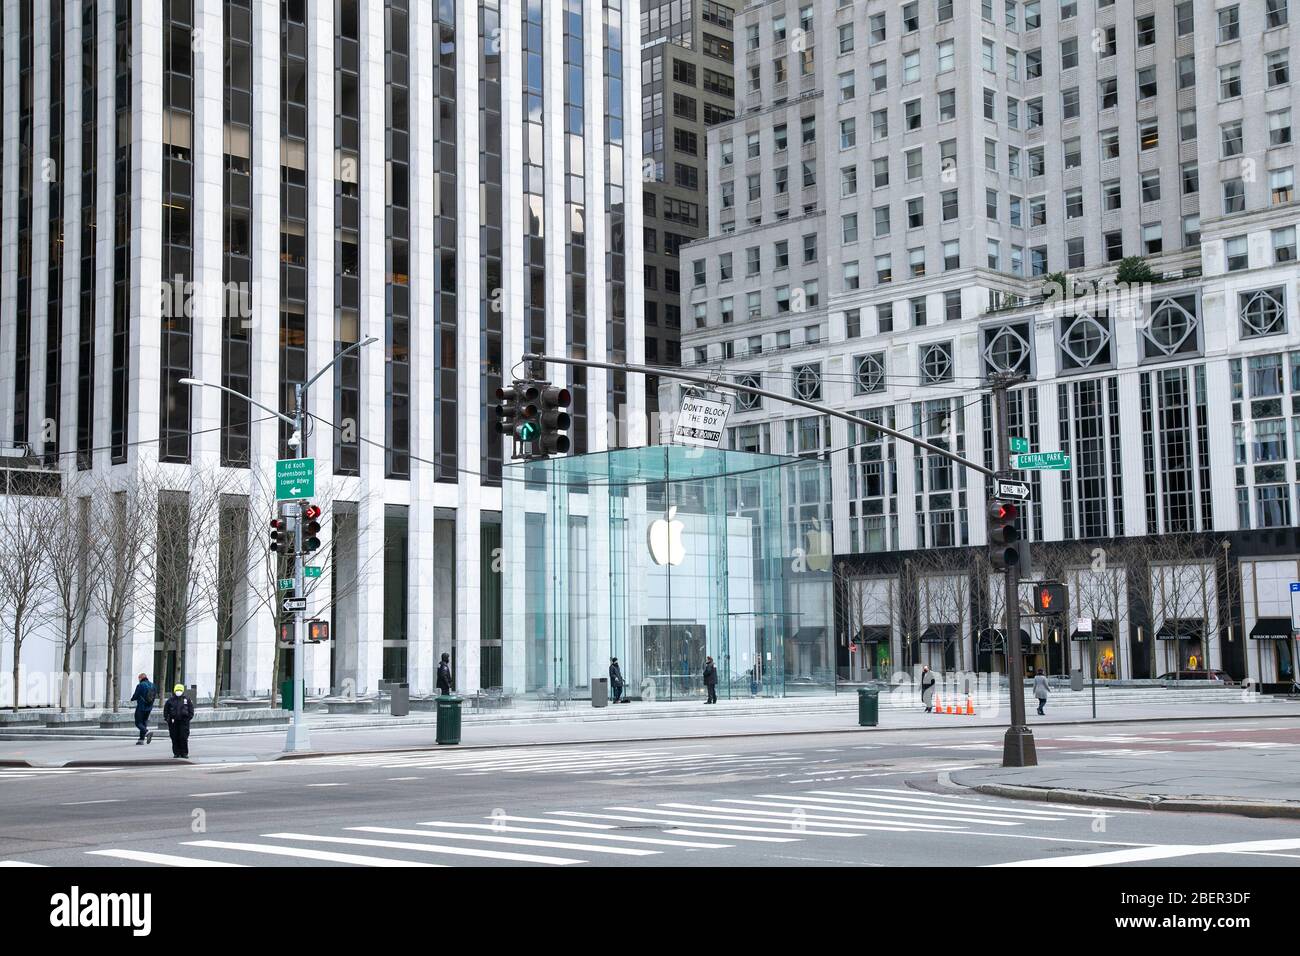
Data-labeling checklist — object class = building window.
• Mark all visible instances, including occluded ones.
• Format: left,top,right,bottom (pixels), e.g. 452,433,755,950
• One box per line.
793,364,823,401
920,343,953,384
855,353,886,394
1240,288,1287,338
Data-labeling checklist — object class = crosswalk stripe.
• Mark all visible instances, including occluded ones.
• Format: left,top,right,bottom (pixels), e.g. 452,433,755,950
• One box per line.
89,849,247,867
0,860,47,866
715,798,1024,827
184,840,443,867
548,811,806,840
494,815,616,830
413,821,731,849
768,792,1070,822
266,832,583,866
851,786,1143,816
605,805,908,834
652,803,961,832
353,826,658,857
809,790,1101,820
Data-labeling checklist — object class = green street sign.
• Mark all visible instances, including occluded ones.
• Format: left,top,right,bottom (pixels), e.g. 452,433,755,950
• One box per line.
276,457,315,500
304,565,322,579
1009,436,1030,454
1014,451,1071,471
278,578,294,591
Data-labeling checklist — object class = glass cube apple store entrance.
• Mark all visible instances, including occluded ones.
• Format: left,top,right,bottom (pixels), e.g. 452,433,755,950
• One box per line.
501,445,835,701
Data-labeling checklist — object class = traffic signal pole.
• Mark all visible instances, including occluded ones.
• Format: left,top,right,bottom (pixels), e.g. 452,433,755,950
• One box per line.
522,352,1038,767
990,373,1036,767
285,382,310,753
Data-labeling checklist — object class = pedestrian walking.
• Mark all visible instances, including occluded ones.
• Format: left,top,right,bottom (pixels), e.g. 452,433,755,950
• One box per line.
437,653,453,696
162,684,194,759
920,664,936,713
609,657,625,703
1033,668,1050,716
703,656,718,704
129,673,156,745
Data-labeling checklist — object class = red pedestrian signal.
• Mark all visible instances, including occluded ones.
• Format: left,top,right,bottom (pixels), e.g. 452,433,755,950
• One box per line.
1034,583,1068,615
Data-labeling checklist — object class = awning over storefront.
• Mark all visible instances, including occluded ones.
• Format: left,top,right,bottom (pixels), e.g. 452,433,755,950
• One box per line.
791,626,827,644
1156,619,1204,641
1249,617,1295,640
977,628,1031,651
855,625,891,644
920,624,958,644
1071,620,1116,641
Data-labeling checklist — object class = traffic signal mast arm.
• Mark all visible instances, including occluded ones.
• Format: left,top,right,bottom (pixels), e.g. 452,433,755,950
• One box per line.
520,352,997,479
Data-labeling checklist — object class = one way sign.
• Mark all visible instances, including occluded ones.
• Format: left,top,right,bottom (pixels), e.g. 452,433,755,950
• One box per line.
993,478,1030,501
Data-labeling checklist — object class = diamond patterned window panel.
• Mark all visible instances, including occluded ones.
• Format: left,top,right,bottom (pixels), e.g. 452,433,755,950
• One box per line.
1058,311,1113,371
793,363,822,401
855,352,886,393
982,321,1033,376
919,342,954,384
1142,293,1200,360
736,373,762,410
1239,287,1287,339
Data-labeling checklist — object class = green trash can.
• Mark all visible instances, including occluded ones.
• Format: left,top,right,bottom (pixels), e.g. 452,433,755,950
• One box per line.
280,679,295,711
857,687,879,727
436,695,462,745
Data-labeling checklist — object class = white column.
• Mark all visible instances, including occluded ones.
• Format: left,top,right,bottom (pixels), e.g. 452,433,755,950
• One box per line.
27,0,50,450
59,4,83,466
0,0,19,434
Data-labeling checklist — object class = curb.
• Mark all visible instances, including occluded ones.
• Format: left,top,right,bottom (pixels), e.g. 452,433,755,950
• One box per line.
8,709,1297,768
963,782,1300,820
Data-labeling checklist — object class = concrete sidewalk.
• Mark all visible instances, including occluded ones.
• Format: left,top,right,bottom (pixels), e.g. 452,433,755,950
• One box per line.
2,695,1297,767
952,747,1300,819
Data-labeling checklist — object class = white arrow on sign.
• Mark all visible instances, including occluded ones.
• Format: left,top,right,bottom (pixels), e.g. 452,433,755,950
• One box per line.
290,486,302,496
993,478,1030,500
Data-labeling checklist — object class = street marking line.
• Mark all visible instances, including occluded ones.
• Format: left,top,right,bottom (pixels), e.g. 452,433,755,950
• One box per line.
801,791,1089,820
306,783,345,788
494,815,616,830
89,849,247,867
387,777,422,781
713,798,1023,827
548,811,807,840
186,839,442,867
989,838,1300,867
656,802,963,831
851,786,1145,815
62,799,123,806
607,805,914,834
188,791,244,797
0,860,47,866
414,821,731,849
264,832,581,866
356,826,658,857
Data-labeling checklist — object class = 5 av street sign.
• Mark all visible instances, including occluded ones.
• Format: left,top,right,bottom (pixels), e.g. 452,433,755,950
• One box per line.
276,458,315,500
1009,436,1030,454
1013,451,1071,471
993,478,1030,501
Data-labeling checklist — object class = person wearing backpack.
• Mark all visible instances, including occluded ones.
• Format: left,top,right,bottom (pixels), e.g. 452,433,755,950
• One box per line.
129,673,156,745
163,684,194,758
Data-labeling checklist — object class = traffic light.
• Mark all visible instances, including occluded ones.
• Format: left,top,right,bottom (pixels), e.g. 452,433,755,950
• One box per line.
986,499,1022,570
306,619,330,644
270,515,293,553
1035,582,1068,615
302,504,322,553
535,384,572,456
494,385,520,436
515,382,541,443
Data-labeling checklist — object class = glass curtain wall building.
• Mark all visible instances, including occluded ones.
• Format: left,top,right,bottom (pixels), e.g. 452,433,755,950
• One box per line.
0,1,645,707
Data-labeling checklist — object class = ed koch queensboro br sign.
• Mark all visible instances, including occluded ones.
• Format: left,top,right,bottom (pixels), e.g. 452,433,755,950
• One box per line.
673,395,732,448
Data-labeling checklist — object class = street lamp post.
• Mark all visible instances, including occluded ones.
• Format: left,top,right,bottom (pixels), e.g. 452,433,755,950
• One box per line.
180,335,375,753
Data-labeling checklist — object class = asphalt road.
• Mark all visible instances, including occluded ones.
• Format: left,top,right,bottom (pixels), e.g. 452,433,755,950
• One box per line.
3,719,1299,868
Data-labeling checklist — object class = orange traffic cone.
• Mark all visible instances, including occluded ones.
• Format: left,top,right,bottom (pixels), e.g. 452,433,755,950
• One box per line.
934,693,942,714
965,696,974,715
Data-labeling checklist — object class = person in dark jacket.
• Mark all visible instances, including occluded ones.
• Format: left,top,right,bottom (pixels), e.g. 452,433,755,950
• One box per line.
162,684,194,758
920,664,936,712
129,673,155,745
609,657,625,703
437,653,453,696
703,656,718,704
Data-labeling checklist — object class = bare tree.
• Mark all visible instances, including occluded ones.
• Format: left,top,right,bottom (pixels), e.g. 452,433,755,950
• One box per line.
205,494,252,705
145,467,233,688
1144,534,1217,673
1062,540,1131,679
833,561,900,680
0,482,53,711
912,548,973,673
39,475,102,710
92,470,160,712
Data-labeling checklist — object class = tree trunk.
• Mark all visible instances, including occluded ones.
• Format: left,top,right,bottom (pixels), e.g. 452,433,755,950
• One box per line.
11,608,22,713
60,616,74,712
105,619,119,713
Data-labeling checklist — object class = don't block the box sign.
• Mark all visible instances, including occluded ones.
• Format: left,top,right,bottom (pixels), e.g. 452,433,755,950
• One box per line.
673,395,732,448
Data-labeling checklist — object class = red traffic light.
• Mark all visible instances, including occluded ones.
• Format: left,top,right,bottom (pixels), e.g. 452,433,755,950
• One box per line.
303,504,322,521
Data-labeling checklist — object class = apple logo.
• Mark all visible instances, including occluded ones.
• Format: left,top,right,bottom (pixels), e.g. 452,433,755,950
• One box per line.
804,517,832,572
648,506,686,566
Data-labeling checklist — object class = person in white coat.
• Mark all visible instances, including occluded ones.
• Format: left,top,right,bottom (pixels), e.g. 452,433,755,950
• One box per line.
920,664,936,712
1033,669,1050,715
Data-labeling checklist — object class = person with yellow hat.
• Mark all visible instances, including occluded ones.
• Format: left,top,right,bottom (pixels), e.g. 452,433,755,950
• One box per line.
162,684,194,758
